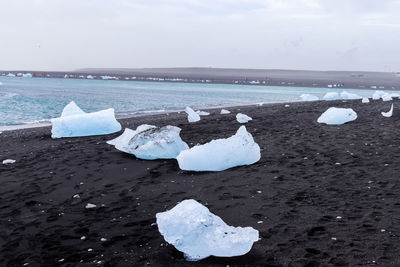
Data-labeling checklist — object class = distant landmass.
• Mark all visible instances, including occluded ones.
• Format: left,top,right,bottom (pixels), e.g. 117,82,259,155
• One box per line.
1,67,400,89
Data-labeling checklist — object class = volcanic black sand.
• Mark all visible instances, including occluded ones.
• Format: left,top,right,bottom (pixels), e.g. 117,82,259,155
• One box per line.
1,99,400,266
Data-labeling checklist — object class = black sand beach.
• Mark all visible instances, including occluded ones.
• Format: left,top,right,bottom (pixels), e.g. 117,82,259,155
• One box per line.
1,99,400,266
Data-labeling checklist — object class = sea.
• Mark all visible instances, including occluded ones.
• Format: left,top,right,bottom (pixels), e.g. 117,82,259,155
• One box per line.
0,76,395,129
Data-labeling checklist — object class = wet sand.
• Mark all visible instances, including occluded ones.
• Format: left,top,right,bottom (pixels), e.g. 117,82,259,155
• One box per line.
1,99,400,266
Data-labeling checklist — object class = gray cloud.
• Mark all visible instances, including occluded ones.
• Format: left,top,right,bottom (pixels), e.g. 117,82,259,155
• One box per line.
0,0,399,71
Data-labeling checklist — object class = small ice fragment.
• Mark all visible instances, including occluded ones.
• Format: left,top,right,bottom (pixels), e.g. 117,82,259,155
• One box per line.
100,238,107,242
88,248,93,252
85,203,96,209
2,159,16,165
381,104,393,118
336,216,342,220
323,92,340,101
381,229,386,232
196,110,210,116
372,90,385,100
185,106,200,122
81,236,86,240
73,194,80,199
236,113,252,123
284,104,290,107
256,191,262,194
362,97,370,103
381,94,392,102
257,221,263,224
331,237,337,241
220,109,231,114
340,91,362,100
58,259,64,262
300,94,319,101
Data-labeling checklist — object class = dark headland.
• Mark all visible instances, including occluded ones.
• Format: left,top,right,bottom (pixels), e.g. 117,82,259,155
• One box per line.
1,99,400,266
1,67,400,89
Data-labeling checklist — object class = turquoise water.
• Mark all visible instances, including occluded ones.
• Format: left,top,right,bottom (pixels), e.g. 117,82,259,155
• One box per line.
0,76,395,127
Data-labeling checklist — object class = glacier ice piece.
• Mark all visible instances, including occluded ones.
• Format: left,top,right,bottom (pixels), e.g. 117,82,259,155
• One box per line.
51,108,121,138
61,101,86,117
220,109,231,114
107,125,153,148
372,90,386,100
109,125,188,160
177,126,260,171
300,94,319,101
323,92,340,101
156,199,259,261
382,104,393,118
236,113,252,123
362,97,370,103
185,106,200,123
390,93,400,98
196,110,210,116
317,107,357,125
381,93,392,102
340,91,362,100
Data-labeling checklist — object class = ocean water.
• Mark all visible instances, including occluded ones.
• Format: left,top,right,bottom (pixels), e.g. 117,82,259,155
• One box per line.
0,76,395,127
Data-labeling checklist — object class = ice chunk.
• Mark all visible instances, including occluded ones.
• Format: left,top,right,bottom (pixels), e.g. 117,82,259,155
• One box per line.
185,107,200,123
2,159,16,165
362,97,370,103
107,126,155,148
340,91,362,100
381,94,392,102
0,82,3,86
323,92,340,101
236,113,252,123
177,126,260,171
196,110,210,116
6,73,15,77
85,203,96,209
382,104,393,118
51,108,121,138
22,73,32,78
109,125,188,160
86,75,94,79
372,90,385,100
317,107,357,125
61,101,86,117
156,199,259,261
390,93,400,98
300,94,319,101
220,109,231,114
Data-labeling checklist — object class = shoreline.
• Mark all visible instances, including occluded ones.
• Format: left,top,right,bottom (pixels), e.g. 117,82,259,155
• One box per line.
0,100,300,132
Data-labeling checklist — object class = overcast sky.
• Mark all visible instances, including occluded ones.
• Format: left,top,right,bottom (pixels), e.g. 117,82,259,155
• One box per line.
1,0,399,72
